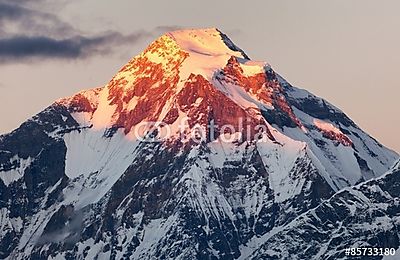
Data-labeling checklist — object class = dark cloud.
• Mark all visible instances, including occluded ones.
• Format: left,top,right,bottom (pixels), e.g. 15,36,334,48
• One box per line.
0,31,152,62
0,0,175,63
0,2,26,19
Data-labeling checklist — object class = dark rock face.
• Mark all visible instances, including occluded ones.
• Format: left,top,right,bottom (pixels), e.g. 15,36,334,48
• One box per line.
0,105,75,259
281,82,356,128
218,29,251,60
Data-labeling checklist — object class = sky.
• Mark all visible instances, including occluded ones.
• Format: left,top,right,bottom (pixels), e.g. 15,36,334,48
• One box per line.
0,0,399,153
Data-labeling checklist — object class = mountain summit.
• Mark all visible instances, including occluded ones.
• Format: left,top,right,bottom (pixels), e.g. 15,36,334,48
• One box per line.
0,28,398,259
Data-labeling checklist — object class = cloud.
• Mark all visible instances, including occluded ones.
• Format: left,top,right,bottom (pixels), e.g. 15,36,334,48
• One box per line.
0,31,152,62
0,0,176,63
0,2,25,19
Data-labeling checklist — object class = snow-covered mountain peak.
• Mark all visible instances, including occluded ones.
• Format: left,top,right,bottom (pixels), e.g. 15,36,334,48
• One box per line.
57,28,273,134
109,28,255,86
166,28,248,59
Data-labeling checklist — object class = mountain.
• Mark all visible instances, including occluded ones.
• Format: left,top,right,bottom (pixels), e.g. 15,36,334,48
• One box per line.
0,28,398,259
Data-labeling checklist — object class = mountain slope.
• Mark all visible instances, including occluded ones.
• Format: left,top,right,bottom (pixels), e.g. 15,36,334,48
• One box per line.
0,28,398,259
248,159,400,260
